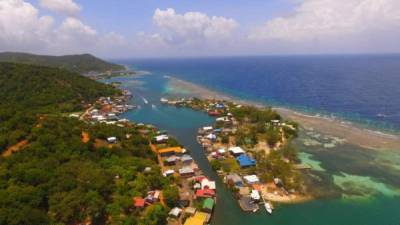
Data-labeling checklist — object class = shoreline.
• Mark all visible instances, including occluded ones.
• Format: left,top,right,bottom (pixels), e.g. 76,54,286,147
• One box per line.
166,76,400,151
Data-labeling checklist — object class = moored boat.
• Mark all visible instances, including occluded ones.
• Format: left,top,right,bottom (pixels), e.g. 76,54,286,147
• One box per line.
265,202,273,214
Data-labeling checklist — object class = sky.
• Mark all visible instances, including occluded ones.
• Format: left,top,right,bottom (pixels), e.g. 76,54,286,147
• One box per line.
1,0,400,58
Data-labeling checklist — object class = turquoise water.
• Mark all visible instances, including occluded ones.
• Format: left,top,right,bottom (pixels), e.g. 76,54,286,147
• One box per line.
106,71,400,225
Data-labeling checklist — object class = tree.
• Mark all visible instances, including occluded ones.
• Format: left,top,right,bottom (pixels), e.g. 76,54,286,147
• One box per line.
140,204,167,225
162,185,179,208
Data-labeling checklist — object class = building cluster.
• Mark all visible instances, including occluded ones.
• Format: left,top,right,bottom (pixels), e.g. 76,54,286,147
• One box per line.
150,131,217,225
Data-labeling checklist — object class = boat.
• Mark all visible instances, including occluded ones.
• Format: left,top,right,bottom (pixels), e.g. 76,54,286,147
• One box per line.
151,104,157,109
141,97,149,104
264,202,273,214
160,98,168,104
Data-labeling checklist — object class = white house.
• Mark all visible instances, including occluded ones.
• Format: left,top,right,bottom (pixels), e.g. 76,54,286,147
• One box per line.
229,146,245,156
107,137,117,143
243,175,260,184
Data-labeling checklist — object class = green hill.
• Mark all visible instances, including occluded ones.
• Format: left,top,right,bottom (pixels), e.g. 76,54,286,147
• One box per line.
0,62,118,112
0,52,125,74
0,62,173,225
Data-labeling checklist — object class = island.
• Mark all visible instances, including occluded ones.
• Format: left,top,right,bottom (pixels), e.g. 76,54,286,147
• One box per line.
161,97,312,212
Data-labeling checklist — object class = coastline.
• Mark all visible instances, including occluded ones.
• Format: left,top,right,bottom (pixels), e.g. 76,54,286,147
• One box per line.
166,76,400,151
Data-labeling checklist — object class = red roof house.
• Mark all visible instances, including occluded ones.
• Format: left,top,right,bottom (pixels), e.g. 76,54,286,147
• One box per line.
133,197,145,208
195,189,215,198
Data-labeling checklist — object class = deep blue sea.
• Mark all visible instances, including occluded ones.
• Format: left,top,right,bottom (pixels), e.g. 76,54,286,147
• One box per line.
117,55,400,131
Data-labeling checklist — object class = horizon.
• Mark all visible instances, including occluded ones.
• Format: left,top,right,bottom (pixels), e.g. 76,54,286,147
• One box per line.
1,0,400,58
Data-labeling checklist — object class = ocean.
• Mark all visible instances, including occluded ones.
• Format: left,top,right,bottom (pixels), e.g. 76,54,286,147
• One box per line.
108,55,400,225
119,55,400,132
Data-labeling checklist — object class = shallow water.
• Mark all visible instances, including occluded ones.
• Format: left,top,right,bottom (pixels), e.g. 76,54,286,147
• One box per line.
105,68,400,225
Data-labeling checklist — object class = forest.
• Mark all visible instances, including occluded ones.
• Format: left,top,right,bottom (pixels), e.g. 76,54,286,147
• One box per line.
0,62,174,225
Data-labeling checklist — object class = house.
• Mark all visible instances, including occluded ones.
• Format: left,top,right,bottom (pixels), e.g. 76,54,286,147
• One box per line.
169,207,182,218
164,155,179,166
155,134,169,143
208,110,220,116
202,198,214,213
177,199,190,208
184,212,210,225
163,169,175,177
158,147,184,157
250,190,261,202
205,133,217,140
107,137,117,143
226,173,243,187
217,148,226,154
236,154,256,168
195,189,215,198
133,197,145,208
201,179,216,190
184,207,197,216
202,126,213,132
179,167,195,177
243,175,260,184
181,154,193,164
229,146,245,156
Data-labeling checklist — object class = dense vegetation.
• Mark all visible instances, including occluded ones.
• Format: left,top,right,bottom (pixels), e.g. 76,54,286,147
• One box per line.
0,62,118,152
0,62,174,224
0,52,124,74
0,117,173,225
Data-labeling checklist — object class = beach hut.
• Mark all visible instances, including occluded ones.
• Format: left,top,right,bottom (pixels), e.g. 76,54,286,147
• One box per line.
236,154,256,168
202,198,214,213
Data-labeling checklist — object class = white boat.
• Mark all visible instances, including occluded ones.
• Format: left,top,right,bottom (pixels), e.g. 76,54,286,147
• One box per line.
151,104,157,109
265,202,273,214
141,97,149,104
160,98,168,104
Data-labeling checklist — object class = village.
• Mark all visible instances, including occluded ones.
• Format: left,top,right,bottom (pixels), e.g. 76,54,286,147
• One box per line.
71,91,217,225
161,97,312,213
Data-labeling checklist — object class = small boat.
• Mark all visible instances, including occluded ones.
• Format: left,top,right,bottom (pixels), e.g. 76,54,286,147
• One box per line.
265,202,273,214
160,98,168,104
142,97,149,104
151,104,157,109
252,208,259,213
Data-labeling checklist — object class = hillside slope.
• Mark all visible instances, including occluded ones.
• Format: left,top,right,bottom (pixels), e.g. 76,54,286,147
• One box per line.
0,62,118,112
0,52,124,74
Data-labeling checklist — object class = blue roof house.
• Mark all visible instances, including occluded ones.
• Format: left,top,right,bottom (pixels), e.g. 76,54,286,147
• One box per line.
236,154,256,168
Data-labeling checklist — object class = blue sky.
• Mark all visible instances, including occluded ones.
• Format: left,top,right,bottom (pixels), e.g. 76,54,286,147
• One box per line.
1,0,400,58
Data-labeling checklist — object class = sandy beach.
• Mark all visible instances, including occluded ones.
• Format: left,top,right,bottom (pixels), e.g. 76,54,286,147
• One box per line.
167,76,400,150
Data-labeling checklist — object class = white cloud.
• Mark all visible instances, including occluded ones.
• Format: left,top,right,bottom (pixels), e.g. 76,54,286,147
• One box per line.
0,0,128,57
39,0,81,16
151,8,238,45
0,0,54,51
249,0,400,43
